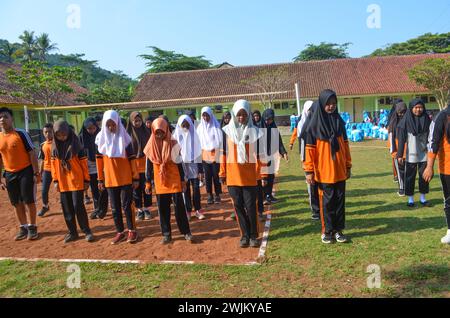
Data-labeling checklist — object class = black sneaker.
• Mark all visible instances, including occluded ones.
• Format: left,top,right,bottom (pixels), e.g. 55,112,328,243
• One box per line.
269,196,279,203
214,195,221,204
162,235,172,245
321,233,333,244
393,176,399,183
38,206,49,217
184,233,194,243
420,201,433,208
64,233,79,243
144,209,152,220
90,211,99,220
27,225,39,241
137,210,145,221
335,232,348,243
85,233,95,243
263,197,271,206
240,237,250,248
15,226,28,241
398,191,405,197
207,195,214,205
84,197,92,205
249,238,260,248
407,202,415,208
311,214,320,221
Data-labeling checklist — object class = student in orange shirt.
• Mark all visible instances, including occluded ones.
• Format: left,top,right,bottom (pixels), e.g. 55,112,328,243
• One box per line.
197,107,223,204
423,101,450,244
38,123,54,217
289,101,314,152
303,90,352,244
79,117,108,220
220,100,264,248
387,100,407,196
95,110,140,245
0,107,40,241
144,118,193,244
127,112,152,221
51,120,94,243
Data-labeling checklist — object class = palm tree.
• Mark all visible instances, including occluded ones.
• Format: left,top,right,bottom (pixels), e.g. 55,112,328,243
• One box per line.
35,33,58,61
0,41,17,63
18,30,36,62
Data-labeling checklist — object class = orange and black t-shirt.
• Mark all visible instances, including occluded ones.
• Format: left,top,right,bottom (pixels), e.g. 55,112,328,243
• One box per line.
51,150,90,192
96,144,139,188
0,129,34,173
428,110,450,175
146,158,184,195
38,140,52,172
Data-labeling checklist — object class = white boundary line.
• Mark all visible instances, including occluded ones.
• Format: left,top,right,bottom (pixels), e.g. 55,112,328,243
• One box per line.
258,214,272,261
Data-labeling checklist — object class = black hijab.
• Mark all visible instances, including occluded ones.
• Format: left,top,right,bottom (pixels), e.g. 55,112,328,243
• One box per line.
397,98,431,136
388,101,407,133
299,100,319,141
221,111,231,128
79,117,99,162
252,110,262,127
52,120,82,171
127,111,151,158
306,89,346,160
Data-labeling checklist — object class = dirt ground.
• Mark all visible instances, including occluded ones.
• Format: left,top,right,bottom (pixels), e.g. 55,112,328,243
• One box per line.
0,182,270,265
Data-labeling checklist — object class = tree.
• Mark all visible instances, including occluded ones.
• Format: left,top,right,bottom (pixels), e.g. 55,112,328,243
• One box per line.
293,42,351,62
17,30,37,62
35,33,58,61
408,57,450,110
139,46,212,74
241,66,291,109
76,79,135,104
5,61,83,121
371,32,450,57
0,41,18,63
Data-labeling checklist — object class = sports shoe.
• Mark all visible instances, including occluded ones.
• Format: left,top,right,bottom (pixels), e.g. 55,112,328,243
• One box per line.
127,230,138,243
184,233,194,242
85,233,95,243
90,211,99,220
195,210,206,220
144,209,152,220
335,232,348,243
420,201,432,208
311,214,320,221
263,197,271,206
64,233,79,243
441,230,450,244
321,233,333,244
27,225,39,241
393,176,399,183
240,237,250,248
111,232,126,245
84,196,92,205
398,191,405,197
15,226,28,241
207,194,214,205
269,196,279,203
214,195,221,204
38,206,49,217
162,235,172,245
407,202,415,208
249,238,260,248
136,210,145,221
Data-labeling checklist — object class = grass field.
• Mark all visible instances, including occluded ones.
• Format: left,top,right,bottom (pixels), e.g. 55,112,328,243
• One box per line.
0,138,448,298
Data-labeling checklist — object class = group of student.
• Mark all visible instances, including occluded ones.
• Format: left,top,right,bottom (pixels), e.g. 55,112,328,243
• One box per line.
1,87,449,248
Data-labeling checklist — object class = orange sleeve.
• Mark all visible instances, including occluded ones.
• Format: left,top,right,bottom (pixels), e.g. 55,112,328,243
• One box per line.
344,140,352,169
80,157,90,182
219,154,226,178
96,155,104,182
289,128,297,145
130,159,139,181
303,144,316,173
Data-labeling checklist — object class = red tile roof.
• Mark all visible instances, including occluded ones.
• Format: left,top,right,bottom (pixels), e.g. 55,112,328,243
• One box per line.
0,62,87,106
133,53,450,109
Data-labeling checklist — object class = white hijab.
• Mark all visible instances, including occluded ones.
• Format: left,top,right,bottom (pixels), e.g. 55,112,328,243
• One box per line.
95,110,132,158
173,115,202,163
223,100,264,164
197,106,223,151
297,100,314,138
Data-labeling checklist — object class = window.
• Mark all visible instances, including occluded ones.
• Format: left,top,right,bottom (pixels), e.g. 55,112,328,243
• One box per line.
282,102,289,110
274,103,281,110
214,105,223,113
290,102,297,109
378,98,385,105
430,96,437,103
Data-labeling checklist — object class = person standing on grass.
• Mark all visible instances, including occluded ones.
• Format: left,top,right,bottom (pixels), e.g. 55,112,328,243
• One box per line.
396,98,432,208
290,101,314,152
51,120,94,243
298,101,321,221
197,107,223,205
38,123,54,217
79,117,109,220
422,102,450,244
220,100,264,248
96,110,140,245
303,90,352,244
260,109,289,205
173,115,206,221
144,118,194,244
0,107,40,241
127,112,153,221
388,100,407,196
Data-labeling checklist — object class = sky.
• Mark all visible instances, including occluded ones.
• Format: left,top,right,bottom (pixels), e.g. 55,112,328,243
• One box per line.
0,0,449,79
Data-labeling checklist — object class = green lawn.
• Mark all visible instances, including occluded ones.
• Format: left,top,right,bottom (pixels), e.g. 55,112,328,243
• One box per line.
0,138,448,298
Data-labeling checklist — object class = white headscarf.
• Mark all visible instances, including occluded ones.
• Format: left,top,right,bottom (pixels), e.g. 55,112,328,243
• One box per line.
95,110,131,158
197,106,223,151
223,100,264,164
173,115,202,163
297,100,314,138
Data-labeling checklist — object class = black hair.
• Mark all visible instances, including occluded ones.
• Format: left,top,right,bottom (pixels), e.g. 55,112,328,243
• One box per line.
0,107,13,117
43,123,54,129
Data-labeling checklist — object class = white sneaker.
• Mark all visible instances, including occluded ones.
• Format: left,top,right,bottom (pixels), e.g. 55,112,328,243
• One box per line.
441,230,450,244
195,210,206,220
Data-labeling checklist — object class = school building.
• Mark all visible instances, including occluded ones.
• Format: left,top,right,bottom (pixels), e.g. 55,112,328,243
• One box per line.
1,53,449,133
